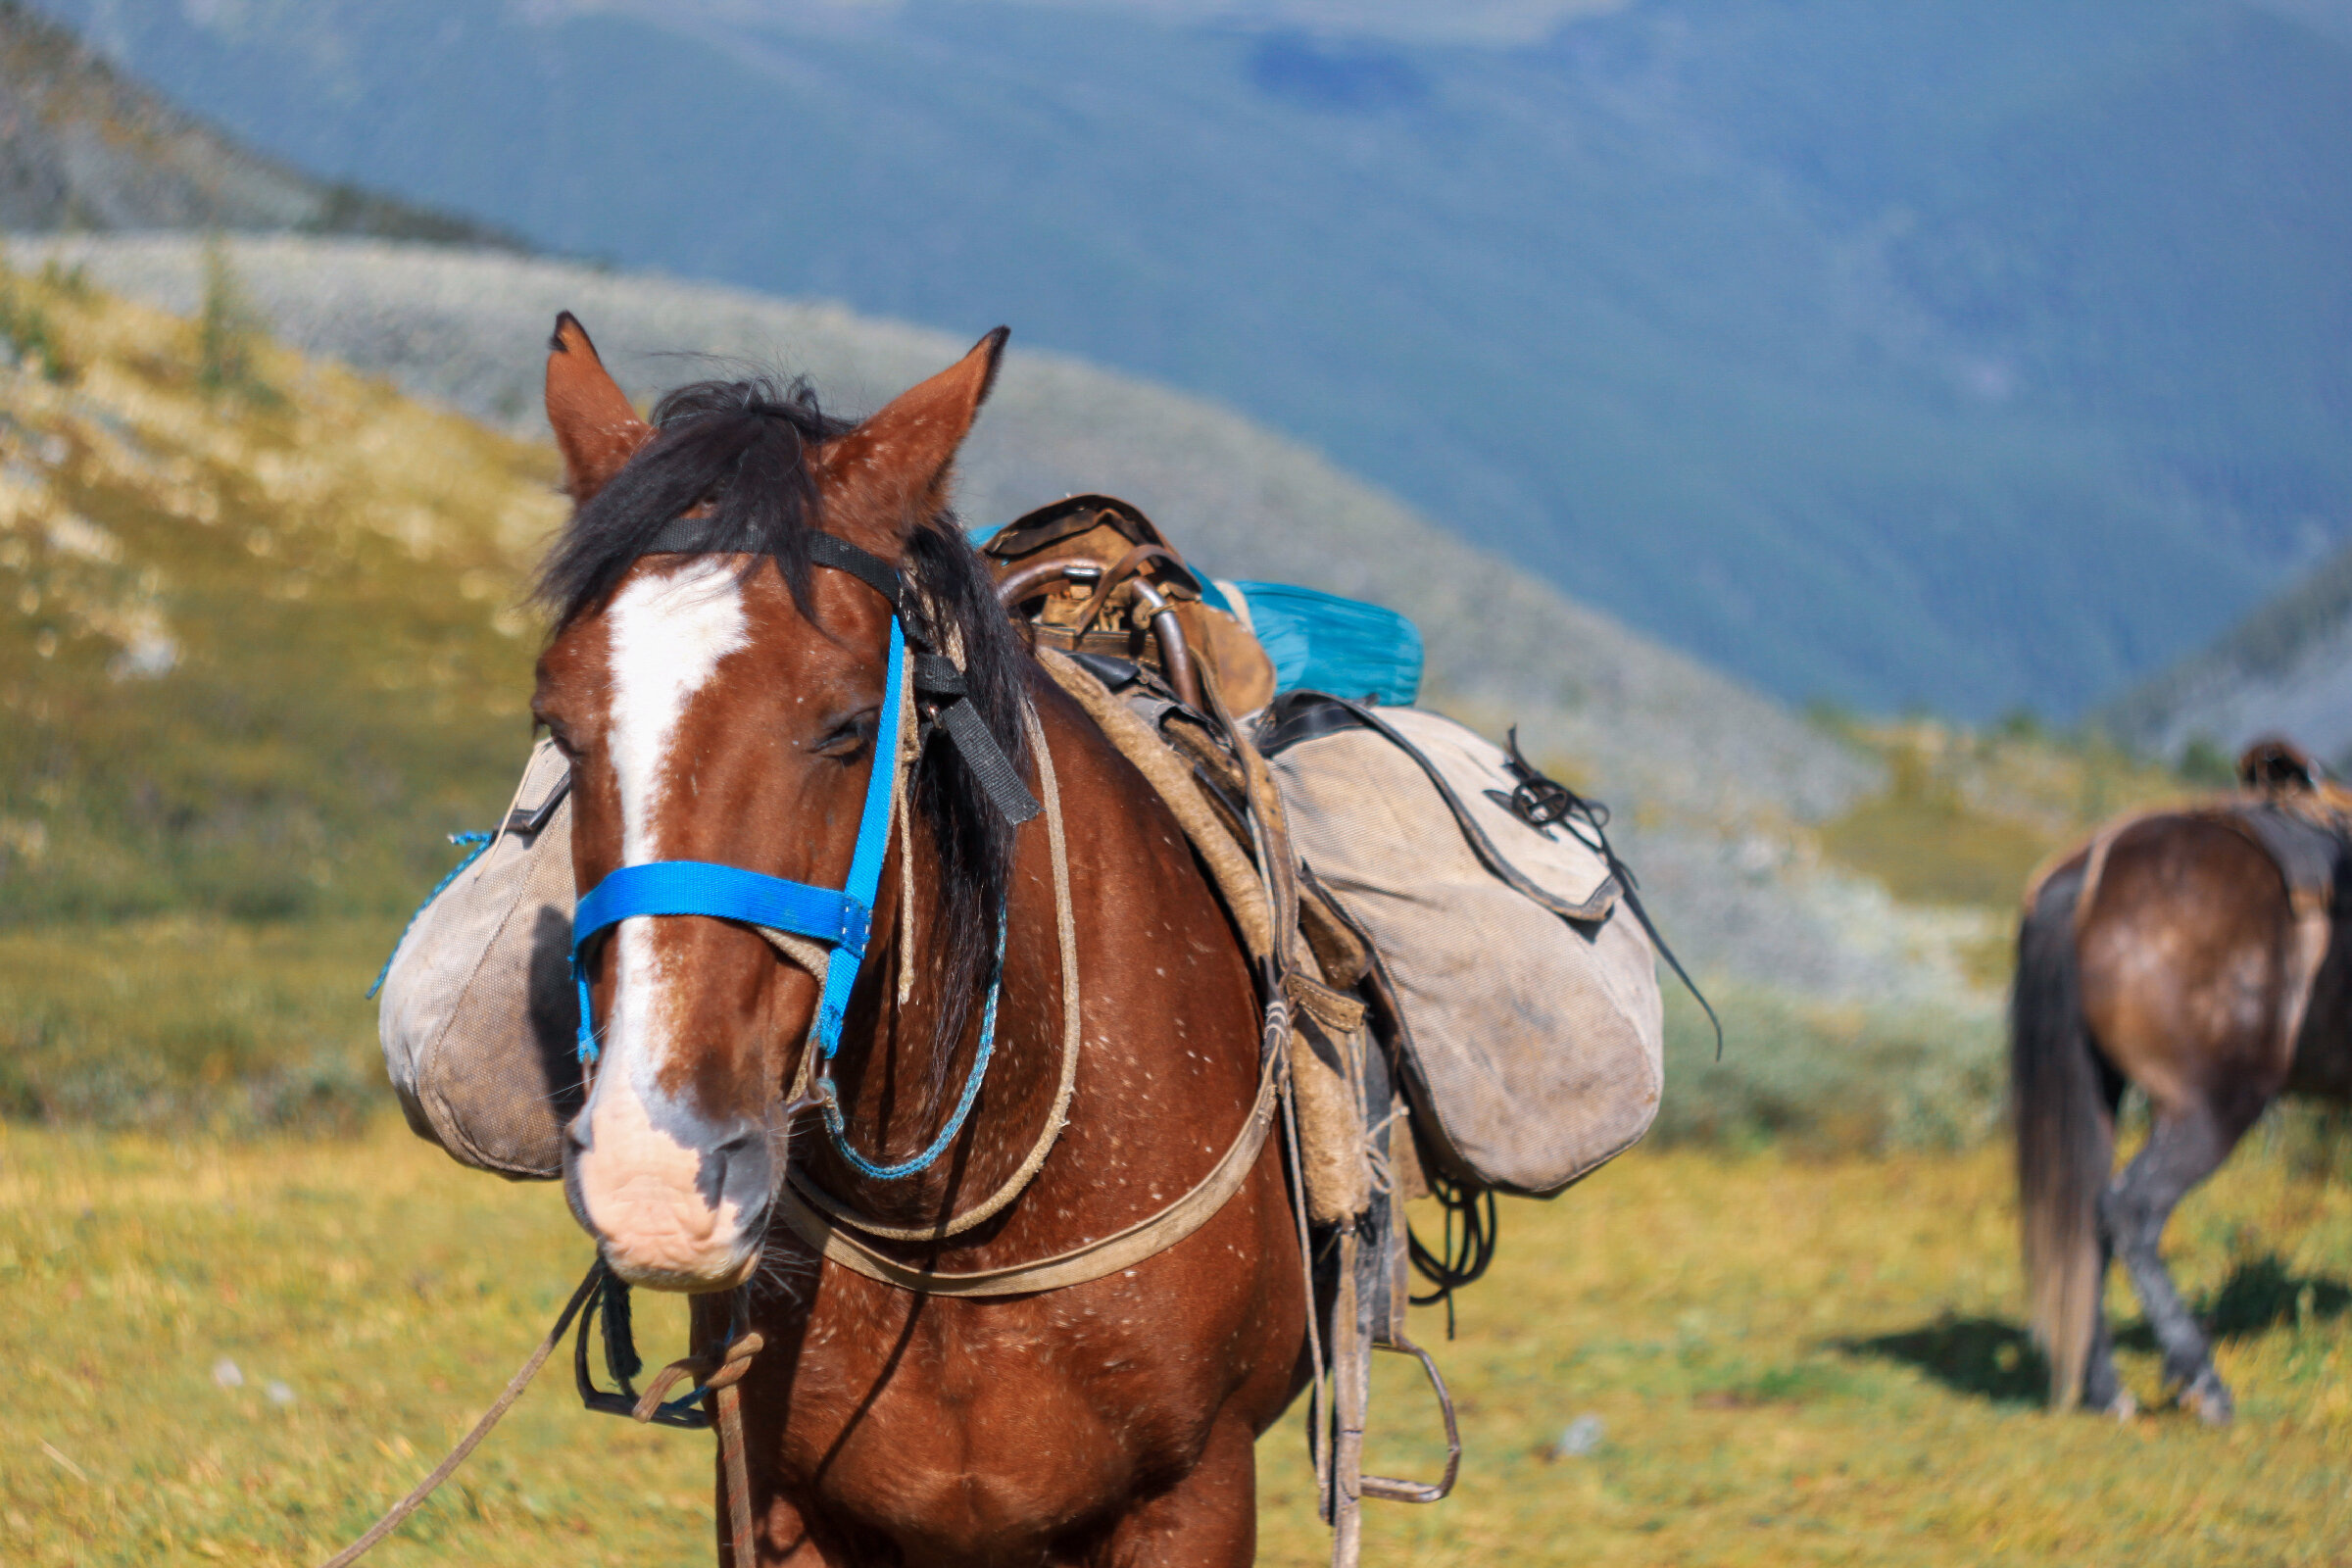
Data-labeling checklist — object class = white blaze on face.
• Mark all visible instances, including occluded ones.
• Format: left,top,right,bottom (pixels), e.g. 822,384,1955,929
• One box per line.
572,561,758,1286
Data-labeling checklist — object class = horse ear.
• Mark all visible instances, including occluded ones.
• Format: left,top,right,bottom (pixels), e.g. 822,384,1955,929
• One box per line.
816,327,1008,547
545,313,652,504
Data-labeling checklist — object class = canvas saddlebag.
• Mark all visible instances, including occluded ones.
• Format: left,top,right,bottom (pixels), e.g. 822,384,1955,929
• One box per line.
1258,693,1664,1197
376,736,581,1180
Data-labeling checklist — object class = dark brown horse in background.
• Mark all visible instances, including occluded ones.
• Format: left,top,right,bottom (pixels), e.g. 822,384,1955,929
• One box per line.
532,318,1305,1562
2014,740,2352,1423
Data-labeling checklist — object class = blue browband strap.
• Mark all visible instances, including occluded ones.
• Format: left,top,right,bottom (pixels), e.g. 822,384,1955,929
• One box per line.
567,535,1031,1181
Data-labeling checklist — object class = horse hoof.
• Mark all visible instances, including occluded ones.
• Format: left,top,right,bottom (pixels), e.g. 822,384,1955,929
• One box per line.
2102,1391,2139,1422
2180,1370,2233,1427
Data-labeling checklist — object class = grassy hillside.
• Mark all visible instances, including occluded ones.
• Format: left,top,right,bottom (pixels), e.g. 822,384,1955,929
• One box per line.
34,233,1876,832
0,250,562,1123
0,242,2164,1152
24,0,2352,717
0,251,559,920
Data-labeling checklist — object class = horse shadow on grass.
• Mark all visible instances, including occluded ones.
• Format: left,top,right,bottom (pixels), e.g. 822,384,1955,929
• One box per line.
1833,1254,2352,1405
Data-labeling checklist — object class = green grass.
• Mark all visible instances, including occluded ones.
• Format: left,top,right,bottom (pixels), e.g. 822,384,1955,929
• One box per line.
1813,722,2190,914
1656,983,2002,1154
0,916,394,1131
6,1119,2348,1566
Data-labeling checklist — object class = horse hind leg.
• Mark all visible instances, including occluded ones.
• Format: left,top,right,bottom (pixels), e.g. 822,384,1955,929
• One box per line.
2081,1054,2132,1417
2082,1228,2133,1418
2099,1103,2256,1425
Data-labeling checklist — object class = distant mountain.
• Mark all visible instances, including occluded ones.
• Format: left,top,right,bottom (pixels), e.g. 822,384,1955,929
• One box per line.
31,232,1874,833
0,0,508,243
25,0,2352,718
2103,538,2352,768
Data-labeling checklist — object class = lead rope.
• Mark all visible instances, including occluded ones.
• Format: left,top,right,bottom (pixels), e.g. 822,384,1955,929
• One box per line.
620,1294,762,1567
314,1261,763,1568
784,697,1081,1240
315,1264,604,1568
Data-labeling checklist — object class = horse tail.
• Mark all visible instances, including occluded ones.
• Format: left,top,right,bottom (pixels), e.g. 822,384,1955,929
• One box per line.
2011,859,2111,1411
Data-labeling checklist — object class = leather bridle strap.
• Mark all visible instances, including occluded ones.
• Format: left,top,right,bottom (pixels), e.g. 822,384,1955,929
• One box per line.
775,1042,1281,1297
640,527,1039,826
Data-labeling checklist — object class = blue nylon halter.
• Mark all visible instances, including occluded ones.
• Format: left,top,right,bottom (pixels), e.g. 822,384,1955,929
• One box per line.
568,584,1004,1182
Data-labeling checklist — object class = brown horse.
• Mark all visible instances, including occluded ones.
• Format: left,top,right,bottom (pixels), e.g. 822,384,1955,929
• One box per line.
531,318,1306,1561
2013,741,2352,1423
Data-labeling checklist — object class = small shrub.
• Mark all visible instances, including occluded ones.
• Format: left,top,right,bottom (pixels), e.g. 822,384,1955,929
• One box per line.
1653,981,2002,1153
195,240,279,406
2178,733,2235,788
0,278,71,382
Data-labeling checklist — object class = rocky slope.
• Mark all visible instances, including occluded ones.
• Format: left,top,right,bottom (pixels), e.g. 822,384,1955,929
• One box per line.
30,233,1879,830
2104,539,2352,768
0,0,503,242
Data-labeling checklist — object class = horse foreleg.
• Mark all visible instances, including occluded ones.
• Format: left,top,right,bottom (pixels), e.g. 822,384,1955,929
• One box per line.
2099,1105,2250,1425
1077,1414,1260,1568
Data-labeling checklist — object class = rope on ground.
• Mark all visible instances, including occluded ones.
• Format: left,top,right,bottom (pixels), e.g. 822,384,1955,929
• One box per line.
316,1261,605,1568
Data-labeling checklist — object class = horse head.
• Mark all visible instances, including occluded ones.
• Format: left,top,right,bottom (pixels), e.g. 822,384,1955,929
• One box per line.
531,314,1016,1291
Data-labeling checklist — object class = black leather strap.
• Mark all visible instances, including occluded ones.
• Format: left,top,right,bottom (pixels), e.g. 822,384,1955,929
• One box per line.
1267,689,1722,1057
1255,690,1374,756
644,515,757,556
636,525,1038,826
807,533,907,614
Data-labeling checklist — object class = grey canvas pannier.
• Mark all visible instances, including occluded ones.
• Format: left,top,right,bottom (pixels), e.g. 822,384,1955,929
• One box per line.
1260,694,1665,1197
376,737,581,1179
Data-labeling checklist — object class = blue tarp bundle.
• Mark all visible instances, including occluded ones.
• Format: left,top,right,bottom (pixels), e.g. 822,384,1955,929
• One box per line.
971,524,1422,708
1216,580,1421,708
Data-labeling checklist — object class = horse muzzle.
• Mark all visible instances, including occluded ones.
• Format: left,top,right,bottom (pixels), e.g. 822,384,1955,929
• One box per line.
564,1089,774,1292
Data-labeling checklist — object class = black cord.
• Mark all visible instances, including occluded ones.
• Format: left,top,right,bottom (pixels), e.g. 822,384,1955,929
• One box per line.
1501,726,1726,1061
1406,1170,1498,1339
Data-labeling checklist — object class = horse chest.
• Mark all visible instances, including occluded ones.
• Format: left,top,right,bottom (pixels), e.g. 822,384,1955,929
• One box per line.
767,1289,1215,1532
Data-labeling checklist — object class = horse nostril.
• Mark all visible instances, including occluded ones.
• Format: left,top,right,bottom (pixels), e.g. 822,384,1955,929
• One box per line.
703,1119,775,1216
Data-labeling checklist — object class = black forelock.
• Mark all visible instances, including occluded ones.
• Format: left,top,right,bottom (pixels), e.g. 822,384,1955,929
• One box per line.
534,374,852,626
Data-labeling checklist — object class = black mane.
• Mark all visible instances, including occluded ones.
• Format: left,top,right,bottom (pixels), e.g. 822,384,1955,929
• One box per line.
536,374,1034,1101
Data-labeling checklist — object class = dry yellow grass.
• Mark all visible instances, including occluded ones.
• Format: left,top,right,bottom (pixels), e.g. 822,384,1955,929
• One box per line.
5,1120,2346,1566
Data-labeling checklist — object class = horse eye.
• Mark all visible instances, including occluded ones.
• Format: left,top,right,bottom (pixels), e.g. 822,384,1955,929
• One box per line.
539,718,583,760
811,711,878,760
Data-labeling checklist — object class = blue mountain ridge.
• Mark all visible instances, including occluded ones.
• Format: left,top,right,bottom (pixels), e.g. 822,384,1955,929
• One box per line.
36,0,2352,719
